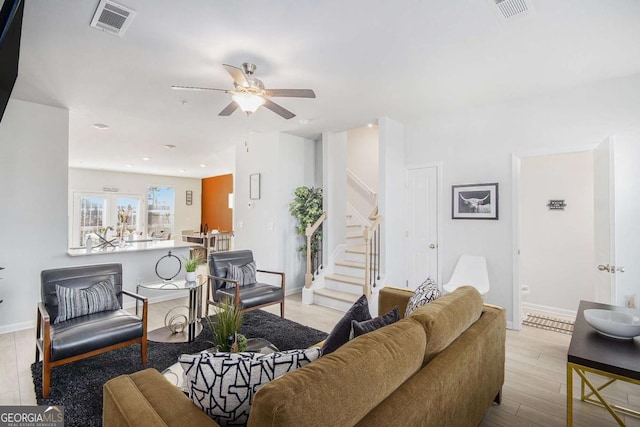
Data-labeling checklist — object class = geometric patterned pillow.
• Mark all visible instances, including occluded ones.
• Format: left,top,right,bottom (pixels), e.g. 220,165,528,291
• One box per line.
54,279,121,324
227,261,257,287
405,277,441,317
179,348,322,426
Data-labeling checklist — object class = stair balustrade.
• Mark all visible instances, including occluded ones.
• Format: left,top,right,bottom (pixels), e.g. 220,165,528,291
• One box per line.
363,208,382,298
305,212,328,288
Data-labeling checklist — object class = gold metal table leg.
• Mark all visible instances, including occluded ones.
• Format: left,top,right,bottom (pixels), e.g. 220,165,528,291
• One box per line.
567,363,573,427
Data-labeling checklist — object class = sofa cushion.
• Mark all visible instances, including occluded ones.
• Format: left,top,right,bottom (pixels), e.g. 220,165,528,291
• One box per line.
248,318,426,427
351,307,399,338
180,348,321,427
322,295,371,355
227,261,257,287
55,279,120,323
405,277,440,317
409,285,483,364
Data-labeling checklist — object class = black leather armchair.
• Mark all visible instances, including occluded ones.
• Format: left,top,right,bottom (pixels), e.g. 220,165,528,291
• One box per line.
207,250,285,317
36,263,147,398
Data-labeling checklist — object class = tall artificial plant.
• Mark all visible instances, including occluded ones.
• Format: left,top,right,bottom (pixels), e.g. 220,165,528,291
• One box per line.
289,186,323,259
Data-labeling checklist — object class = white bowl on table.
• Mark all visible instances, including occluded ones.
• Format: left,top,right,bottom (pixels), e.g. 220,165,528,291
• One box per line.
583,308,640,340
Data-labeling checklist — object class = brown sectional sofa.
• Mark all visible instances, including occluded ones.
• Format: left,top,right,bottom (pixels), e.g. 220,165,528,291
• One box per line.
103,285,506,427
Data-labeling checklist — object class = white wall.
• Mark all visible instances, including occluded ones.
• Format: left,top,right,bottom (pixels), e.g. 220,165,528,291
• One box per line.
347,126,379,191
0,99,191,333
613,134,640,308
403,73,640,325
233,132,315,292
379,117,405,287
520,152,594,313
322,131,347,259
68,168,202,244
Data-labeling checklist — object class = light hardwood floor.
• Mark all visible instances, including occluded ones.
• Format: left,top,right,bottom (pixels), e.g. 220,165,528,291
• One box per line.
1,295,639,426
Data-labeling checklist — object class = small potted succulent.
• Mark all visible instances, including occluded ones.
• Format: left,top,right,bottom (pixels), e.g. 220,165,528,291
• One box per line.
183,254,201,282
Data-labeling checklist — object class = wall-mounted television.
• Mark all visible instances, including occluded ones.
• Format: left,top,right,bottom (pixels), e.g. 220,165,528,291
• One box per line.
0,0,24,123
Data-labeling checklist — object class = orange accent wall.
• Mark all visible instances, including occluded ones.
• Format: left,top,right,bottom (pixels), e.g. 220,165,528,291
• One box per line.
201,174,233,232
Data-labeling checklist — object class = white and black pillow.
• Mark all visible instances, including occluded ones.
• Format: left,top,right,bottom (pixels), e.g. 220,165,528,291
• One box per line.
55,279,120,324
405,277,441,317
179,348,321,426
227,261,257,287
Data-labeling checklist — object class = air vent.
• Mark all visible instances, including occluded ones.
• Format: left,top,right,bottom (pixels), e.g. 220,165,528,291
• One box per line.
90,0,136,37
490,0,535,23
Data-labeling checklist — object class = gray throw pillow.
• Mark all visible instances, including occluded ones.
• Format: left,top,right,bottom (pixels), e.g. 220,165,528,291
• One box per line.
55,279,120,323
322,294,371,355
405,277,441,317
351,307,400,338
179,348,321,426
227,261,257,287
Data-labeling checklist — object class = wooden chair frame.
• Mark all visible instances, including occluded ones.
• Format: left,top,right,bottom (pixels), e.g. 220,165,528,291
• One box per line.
206,269,285,318
35,290,148,398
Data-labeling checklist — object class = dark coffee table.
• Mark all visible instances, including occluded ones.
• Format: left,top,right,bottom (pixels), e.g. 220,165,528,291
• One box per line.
567,300,640,426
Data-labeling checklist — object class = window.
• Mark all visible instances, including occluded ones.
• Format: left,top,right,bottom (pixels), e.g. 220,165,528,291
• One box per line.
147,186,175,238
71,193,143,247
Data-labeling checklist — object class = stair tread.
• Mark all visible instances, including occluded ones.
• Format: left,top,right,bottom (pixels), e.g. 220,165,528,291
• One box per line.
326,274,364,285
335,260,365,269
346,233,363,239
314,288,360,303
347,224,361,228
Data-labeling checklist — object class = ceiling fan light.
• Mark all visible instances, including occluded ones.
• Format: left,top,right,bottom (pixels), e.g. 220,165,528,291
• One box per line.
231,93,265,114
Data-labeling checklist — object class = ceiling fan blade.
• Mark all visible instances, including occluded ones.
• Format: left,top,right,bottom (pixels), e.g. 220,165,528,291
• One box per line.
265,89,316,98
223,64,249,87
171,85,229,92
218,102,239,116
263,99,295,120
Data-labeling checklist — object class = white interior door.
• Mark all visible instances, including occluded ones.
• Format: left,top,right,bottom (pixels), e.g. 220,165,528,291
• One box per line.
405,166,438,289
593,137,615,304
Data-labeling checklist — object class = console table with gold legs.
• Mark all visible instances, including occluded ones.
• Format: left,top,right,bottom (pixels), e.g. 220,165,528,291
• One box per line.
567,300,640,426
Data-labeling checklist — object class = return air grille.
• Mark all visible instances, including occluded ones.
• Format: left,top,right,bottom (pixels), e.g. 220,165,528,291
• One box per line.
491,0,534,23
90,0,136,37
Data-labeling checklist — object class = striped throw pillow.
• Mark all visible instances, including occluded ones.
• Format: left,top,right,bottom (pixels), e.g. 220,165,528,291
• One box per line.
227,261,257,287
55,279,121,324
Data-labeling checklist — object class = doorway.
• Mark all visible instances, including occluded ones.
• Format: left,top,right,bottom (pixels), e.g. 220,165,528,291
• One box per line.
512,146,597,329
405,164,441,289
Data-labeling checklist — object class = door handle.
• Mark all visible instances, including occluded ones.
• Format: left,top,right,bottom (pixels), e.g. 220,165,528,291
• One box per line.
598,264,626,273
429,244,437,249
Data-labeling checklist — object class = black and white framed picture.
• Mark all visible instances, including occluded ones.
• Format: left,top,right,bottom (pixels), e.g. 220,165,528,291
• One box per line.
452,183,499,220
185,190,193,205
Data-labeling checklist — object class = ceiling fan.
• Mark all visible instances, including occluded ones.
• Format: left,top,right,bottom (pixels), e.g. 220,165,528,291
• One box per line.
171,62,316,120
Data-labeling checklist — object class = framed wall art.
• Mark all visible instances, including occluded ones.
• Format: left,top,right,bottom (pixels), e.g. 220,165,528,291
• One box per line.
452,183,499,220
250,173,261,200
185,190,193,205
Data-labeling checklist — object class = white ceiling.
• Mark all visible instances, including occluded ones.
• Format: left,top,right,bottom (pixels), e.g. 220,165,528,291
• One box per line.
11,0,640,178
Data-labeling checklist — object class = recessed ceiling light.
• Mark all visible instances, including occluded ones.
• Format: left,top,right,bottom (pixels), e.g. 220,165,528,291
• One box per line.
367,123,374,128
125,164,133,167
200,164,206,168
142,157,150,161
93,123,109,130
164,144,177,150
179,169,186,173
299,119,309,125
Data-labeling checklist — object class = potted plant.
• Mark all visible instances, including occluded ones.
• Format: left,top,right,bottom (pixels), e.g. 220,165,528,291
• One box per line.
183,254,201,282
205,297,247,352
289,186,324,261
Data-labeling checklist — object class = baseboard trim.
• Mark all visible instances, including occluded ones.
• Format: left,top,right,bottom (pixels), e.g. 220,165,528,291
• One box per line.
0,319,35,335
522,302,577,319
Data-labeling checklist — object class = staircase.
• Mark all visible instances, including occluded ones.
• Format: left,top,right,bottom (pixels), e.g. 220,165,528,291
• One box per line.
306,210,381,312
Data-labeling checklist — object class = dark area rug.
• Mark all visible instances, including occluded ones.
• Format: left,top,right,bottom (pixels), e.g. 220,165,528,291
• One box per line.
31,310,328,427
